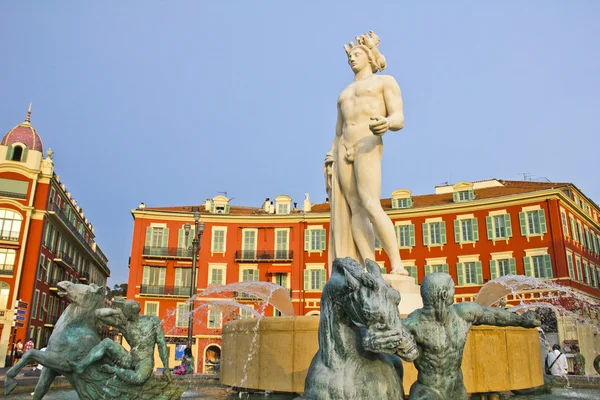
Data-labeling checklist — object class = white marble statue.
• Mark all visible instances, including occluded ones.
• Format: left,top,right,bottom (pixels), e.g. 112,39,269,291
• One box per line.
325,31,407,275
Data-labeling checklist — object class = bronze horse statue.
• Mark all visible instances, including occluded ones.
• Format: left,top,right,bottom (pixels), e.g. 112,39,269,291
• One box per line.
5,281,183,400
300,258,418,399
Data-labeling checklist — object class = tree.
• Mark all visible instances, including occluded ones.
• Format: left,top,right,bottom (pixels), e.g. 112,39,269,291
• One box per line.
106,283,128,299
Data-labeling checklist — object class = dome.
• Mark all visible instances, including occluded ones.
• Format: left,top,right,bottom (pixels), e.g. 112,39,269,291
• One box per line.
1,105,44,153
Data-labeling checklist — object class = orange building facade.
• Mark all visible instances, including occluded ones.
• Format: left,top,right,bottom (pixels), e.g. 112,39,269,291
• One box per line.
127,180,600,373
0,108,110,366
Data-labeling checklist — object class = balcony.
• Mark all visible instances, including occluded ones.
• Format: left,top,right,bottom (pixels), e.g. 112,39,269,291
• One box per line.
78,271,90,282
49,279,62,291
234,250,293,263
0,233,19,242
233,291,260,301
54,251,74,270
44,314,58,327
0,268,14,276
142,246,193,259
140,285,192,297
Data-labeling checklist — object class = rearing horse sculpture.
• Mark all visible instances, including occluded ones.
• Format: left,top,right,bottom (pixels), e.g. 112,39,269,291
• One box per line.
300,257,418,400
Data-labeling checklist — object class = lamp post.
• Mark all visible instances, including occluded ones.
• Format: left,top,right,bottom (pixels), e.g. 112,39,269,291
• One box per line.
184,209,204,349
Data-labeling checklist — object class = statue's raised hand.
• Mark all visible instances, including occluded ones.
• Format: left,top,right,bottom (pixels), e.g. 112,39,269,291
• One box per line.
369,116,389,136
362,327,417,361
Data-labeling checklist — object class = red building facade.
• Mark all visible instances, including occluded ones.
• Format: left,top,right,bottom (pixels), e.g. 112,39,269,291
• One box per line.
0,108,110,366
127,180,600,373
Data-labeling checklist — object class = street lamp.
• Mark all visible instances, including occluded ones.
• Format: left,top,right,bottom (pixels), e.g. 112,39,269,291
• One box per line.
184,209,204,349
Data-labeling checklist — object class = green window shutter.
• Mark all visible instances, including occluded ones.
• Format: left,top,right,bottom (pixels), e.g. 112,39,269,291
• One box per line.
394,226,400,247
21,147,28,162
422,223,429,246
453,192,459,203
162,228,169,248
518,212,527,236
569,218,577,242
320,229,326,250
159,268,166,285
504,214,513,237
175,268,181,286
304,270,310,290
469,190,475,200
475,261,483,284
409,266,417,280
543,254,553,278
489,260,498,280
409,224,416,246
392,199,398,209
443,264,449,274
472,218,479,241
178,229,184,248
454,220,461,243
424,265,432,276
320,269,327,289
538,210,547,234
142,266,149,285
304,230,310,251
440,222,447,244
407,198,413,208
509,258,517,275
523,257,533,277
380,265,387,274
225,204,230,214
145,227,153,247
456,263,464,286
5,145,13,160
486,216,494,240
210,203,215,213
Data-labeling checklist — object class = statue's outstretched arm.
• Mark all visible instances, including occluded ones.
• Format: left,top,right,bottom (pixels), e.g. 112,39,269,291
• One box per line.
95,308,125,328
382,76,404,131
456,303,540,328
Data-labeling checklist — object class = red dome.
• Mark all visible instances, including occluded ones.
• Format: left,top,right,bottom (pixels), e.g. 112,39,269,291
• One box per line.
1,107,43,153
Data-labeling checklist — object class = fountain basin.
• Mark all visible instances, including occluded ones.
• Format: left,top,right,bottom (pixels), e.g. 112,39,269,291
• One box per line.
221,316,544,394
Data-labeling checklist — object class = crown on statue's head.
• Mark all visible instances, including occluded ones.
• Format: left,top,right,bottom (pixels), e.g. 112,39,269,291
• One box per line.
343,30,386,72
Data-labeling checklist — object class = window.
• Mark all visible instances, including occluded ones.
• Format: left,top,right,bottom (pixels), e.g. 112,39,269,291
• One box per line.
486,214,513,240
566,251,575,279
524,255,552,279
453,190,475,203
209,267,225,285
144,226,169,255
0,209,23,241
0,178,28,200
174,268,192,296
424,264,449,275
405,266,418,281
208,307,222,328
40,293,47,321
273,273,289,289
422,221,447,246
277,203,290,214
211,228,226,253
175,302,188,328
177,227,195,252
241,268,259,282
392,198,412,209
0,249,16,273
275,229,289,259
37,254,46,281
142,266,166,293
457,261,483,285
519,209,547,236
242,230,257,259
569,216,579,243
240,307,254,319
454,218,479,243
145,302,159,317
32,289,39,319
304,267,326,291
561,210,569,237
305,228,326,252
489,258,516,279
575,257,583,281
395,224,415,247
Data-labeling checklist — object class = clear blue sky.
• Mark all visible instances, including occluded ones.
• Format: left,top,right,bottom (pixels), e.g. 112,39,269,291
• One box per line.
1,2,599,285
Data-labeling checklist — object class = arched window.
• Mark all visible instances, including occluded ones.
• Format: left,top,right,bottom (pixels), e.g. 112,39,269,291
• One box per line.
0,249,16,274
0,281,9,309
0,210,22,241
5,145,28,162
203,344,221,374
11,146,23,161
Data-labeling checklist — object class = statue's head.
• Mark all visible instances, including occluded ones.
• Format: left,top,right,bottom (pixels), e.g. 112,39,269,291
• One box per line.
112,299,142,319
57,281,105,310
344,31,386,73
333,257,401,334
421,273,455,322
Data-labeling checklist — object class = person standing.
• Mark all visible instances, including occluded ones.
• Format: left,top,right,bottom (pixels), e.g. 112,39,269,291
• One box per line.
12,339,23,366
24,338,34,353
572,345,586,375
546,344,568,376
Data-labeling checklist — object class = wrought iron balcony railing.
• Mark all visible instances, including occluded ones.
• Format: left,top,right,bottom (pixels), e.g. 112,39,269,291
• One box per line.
54,251,74,269
233,291,260,301
0,233,19,242
140,285,192,297
142,246,194,259
0,268,14,275
234,250,293,262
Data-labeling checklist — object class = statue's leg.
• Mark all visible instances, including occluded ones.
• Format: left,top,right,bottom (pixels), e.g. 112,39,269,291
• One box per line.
32,368,58,400
336,150,376,263
354,141,405,273
71,338,132,374
408,382,444,400
110,359,154,385
5,350,67,395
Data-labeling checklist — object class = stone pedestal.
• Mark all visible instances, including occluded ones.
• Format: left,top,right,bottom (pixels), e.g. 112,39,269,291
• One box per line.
382,274,423,317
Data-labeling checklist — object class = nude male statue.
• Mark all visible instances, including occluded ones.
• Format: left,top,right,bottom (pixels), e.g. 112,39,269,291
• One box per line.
325,31,407,275
70,299,172,384
401,273,540,400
